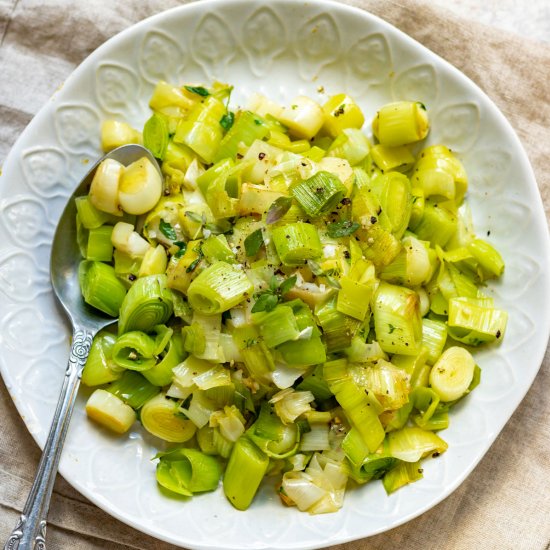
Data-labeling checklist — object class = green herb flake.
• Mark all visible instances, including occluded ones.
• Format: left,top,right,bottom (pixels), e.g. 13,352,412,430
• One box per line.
220,112,235,130
251,293,279,313
185,85,210,97
266,196,293,224
186,246,204,273
186,257,202,273
252,275,299,313
307,260,324,277
203,223,220,234
244,229,264,257
159,219,178,241
174,241,187,259
388,324,397,334
185,211,205,225
306,260,341,289
326,220,360,238
269,276,279,292
279,275,297,296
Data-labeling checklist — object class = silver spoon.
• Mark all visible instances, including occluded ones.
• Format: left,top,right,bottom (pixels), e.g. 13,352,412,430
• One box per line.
4,144,161,550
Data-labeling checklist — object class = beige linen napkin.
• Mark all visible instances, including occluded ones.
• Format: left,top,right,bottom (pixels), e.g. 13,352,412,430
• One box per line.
1,1,549,549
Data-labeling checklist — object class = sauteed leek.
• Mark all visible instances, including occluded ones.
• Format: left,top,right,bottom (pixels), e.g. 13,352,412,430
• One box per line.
76,81,507,514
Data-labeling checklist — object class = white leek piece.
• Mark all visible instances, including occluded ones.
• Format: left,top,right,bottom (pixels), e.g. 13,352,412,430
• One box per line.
111,221,152,259
118,157,163,215
101,120,141,152
89,158,124,216
281,453,348,514
278,96,324,140
270,388,315,424
210,405,246,442
139,244,168,277
85,389,136,434
248,92,284,118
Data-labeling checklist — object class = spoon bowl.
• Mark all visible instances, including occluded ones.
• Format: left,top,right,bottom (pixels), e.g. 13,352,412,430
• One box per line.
4,143,161,550
51,144,159,329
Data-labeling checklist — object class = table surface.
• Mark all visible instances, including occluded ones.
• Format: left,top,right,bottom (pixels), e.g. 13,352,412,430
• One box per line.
0,1,549,550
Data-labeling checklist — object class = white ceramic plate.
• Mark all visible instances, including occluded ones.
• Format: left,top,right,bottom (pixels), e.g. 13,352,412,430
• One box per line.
1,1,549,548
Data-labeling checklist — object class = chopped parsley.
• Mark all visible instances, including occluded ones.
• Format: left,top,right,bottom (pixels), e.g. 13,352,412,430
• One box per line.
159,219,178,241
220,112,235,130
185,85,210,97
185,211,206,224
174,241,187,259
326,220,360,238
266,196,293,224
244,229,264,257
251,275,297,313
186,244,204,273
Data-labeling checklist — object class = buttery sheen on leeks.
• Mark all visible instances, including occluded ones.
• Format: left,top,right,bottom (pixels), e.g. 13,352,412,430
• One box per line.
77,80,508,516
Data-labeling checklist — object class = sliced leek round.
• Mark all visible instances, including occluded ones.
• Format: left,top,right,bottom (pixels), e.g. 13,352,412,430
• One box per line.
118,274,173,334
187,261,254,314
429,346,476,402
141,393,196,442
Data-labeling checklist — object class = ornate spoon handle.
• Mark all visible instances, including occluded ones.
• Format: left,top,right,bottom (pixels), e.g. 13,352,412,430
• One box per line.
4,327,94,550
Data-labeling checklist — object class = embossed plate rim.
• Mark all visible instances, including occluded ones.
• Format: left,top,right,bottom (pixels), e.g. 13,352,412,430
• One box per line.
0,0,549,548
